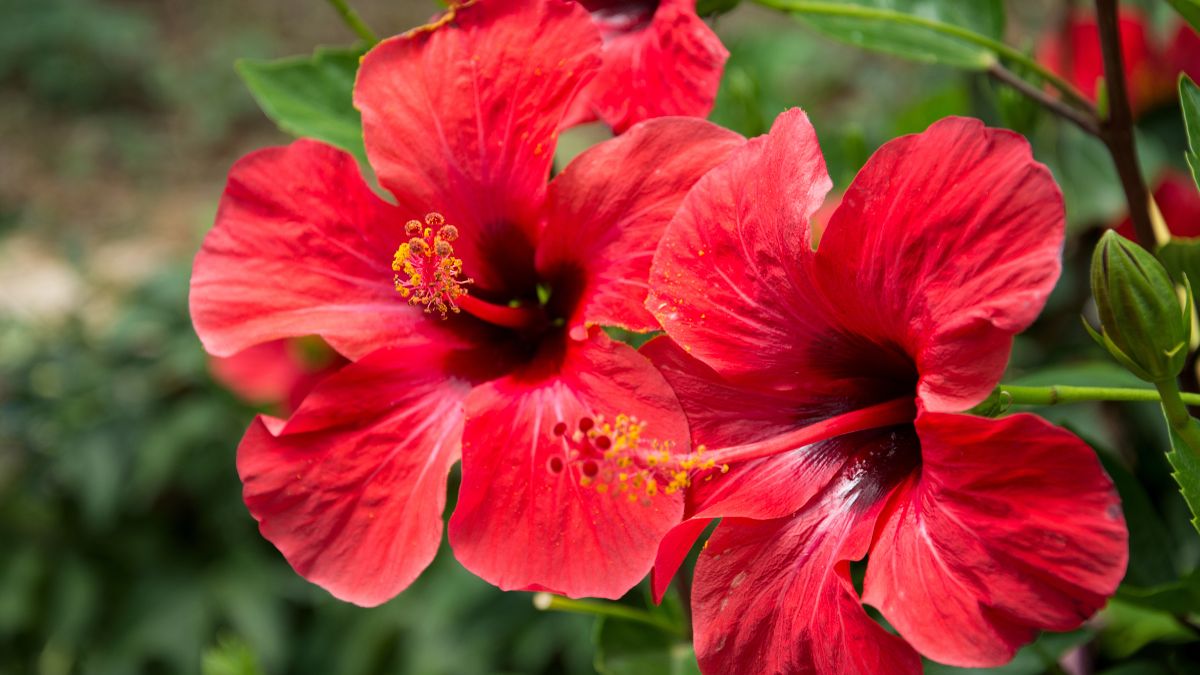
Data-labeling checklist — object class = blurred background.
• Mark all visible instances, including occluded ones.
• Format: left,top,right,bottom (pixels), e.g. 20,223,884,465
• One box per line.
2,0,1199,673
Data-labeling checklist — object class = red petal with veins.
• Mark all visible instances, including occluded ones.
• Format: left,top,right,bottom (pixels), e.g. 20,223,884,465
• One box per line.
692,454,921,675
355,0,601,295
567,0,728,132
648,108,833,391
539,117,744,337
815,117,1064,412
190,140,416,359
238,343,473,606
449,331,687,599
863,412,1128,668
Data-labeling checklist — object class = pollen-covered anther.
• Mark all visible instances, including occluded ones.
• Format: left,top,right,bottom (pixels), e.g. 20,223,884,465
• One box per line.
392,211,473,318
547,413,729,505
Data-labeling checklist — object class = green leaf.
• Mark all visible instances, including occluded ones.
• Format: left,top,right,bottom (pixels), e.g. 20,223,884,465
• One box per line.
236,45,366,162
593,617,699,675
1179,75,1200,191
1168,0,1200,34
1117,569,1200,614
1159,235,1200,292
788,0,1006,70
202,635,264,675
1166,424,1200,536
1095,451,1180,588
1100,598,1198,659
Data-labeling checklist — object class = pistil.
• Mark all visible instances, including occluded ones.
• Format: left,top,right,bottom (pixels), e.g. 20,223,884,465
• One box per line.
704,397,918,466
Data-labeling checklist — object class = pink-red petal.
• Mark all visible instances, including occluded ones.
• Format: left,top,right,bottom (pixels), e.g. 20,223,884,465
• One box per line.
209,337,346,411
355,0,601,294
567,0,728,133
449,331,687,599
862,412,1128,667
539,118,744,337
238,343,472,606
816,117,1065,412
692,476,920,675
648,108,833,390
190,140,416,360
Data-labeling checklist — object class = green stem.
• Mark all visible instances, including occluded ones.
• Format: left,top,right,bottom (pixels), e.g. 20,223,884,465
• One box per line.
1156,378,1200,456
1000,384,1200,407
324,0,378,45
532,593,680,635
751,0,1094,111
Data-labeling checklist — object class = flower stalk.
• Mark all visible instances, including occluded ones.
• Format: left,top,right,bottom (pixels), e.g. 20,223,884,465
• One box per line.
999,384,1200,407
324,0,378,45
532,593,681,635
1156,378,1200,456
1094,0,1155,248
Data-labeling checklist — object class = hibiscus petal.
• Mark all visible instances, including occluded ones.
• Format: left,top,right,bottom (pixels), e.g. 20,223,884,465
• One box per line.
238,344,473,606
209,339,311,405
693,481,921,674
816,117,1065,412
539,118,744,336
567,0,728,133
642,335,911,602
648,108,833,389
862,411,1128,667
190,140,416,359
355,0,601,294
449,331,687,599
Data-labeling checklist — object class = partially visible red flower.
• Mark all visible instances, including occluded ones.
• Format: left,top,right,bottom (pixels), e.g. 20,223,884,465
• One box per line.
563,0,728,132
644,111,1128,672
209,337,347,412
1115,170,1200,240
1038,8,1198,117
190,0,745,606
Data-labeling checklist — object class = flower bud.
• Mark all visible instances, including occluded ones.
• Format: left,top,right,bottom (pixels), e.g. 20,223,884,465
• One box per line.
1088,231,1191,382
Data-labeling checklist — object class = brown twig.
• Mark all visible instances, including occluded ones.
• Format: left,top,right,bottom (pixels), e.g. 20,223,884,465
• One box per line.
1094,0,1155,248
987,62,1100,136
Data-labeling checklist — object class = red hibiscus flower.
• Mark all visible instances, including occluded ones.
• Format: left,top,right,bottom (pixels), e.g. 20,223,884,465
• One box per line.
1115,170,1200,240
1038,8,1199,117
209,337,346,413
644,110,1129,672
564,0,728,132
189,0,744,606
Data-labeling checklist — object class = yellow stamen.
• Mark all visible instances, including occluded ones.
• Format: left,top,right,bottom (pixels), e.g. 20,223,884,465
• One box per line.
392,212,472,318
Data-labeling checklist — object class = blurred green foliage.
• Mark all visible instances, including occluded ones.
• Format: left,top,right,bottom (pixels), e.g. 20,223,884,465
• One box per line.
0,267,598,674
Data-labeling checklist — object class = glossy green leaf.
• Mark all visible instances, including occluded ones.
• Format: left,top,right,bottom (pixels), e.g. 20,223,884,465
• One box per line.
787,0,1005,70
236,45,366,163
1180,75,1200,190
1168,0,1200,34
1166,425,1200,536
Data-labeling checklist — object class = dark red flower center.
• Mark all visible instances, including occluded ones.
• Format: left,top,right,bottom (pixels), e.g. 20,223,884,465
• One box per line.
579,0,659,35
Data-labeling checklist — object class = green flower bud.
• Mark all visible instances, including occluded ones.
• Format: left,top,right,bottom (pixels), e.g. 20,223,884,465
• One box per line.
1088,231,1192,382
